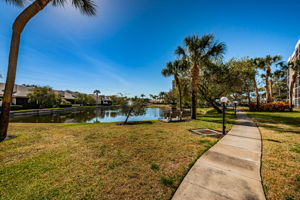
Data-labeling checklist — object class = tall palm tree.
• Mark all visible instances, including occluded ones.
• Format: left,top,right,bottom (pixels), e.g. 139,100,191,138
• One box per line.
158,92,166,101
162,60,187,111
0,0,97,142
254,55,282,103
269,73,274,100
93,89,101,104
288,59,300,111
248,59,260,108
175,34,225,119
273,63,288,101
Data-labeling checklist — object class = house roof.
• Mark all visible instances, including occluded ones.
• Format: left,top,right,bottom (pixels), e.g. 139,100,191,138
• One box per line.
56,90,76,100
0,83,110,102
0,83,33,98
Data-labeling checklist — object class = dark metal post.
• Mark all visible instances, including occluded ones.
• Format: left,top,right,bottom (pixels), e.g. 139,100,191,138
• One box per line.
222,102,226,135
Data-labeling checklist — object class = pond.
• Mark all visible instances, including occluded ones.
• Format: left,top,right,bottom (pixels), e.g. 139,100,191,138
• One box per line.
9,107,171,123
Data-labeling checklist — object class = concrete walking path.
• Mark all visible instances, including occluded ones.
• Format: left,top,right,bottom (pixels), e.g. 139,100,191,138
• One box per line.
172,112,266,200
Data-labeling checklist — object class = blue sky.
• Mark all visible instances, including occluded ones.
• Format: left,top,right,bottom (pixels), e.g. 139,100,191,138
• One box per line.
0,0,299,96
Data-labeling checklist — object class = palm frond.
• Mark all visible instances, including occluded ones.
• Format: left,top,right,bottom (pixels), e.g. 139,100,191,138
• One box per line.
175,46,186,58
198,34,214,49
161,62,173,77
71,0,97,16
206,42,226,57
5,0,24,7
184,35,200,55
273,55,282,62
52,0,66,7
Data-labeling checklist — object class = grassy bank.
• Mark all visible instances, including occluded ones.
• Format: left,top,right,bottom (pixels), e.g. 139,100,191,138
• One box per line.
147,104,171,109
247,111,300,200
0,109,235,200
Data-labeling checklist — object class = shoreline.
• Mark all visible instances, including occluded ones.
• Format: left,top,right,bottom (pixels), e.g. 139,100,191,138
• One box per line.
8,105,116,117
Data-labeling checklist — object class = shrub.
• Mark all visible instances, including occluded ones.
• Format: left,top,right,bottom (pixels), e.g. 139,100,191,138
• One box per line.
27,86,61,108
59,104,72,108
0,105,23,111
249,102,289,112
10,105,23,110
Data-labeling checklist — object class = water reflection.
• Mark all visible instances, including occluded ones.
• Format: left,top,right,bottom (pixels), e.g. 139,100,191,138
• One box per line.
10,107,170,123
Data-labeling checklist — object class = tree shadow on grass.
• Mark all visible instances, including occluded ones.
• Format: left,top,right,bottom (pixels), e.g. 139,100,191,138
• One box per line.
247,112,300,135
117,121,153,125
198,112,236,126
255,123,300,135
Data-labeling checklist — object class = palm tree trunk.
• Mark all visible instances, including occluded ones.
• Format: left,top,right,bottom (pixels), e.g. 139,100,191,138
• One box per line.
247,88,251,105
265,67,271,102
253,77,260,108
269,79,273,101
191,63,199,119
174,76,182,111
0,0,51,142
289,72,297,112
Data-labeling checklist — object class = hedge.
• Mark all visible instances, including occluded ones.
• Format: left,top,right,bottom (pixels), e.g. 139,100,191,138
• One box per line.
59,104,72,108
249,102,289,112
0,105,24,111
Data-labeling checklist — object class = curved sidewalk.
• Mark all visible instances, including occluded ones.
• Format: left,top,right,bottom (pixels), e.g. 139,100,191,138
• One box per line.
172,112,266,200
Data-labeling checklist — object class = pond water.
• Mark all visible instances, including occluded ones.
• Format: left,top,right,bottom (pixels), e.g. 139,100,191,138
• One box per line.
9,107,170,123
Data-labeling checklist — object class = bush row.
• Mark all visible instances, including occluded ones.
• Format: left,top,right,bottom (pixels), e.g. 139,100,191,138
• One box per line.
0,105,24,111
249,102,289,112
0,104,72,111
10,105,23,110
59,104,72,108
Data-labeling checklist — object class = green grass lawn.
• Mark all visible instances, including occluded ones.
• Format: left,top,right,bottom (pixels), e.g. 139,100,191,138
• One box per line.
246,111,300,200
0,109,235,200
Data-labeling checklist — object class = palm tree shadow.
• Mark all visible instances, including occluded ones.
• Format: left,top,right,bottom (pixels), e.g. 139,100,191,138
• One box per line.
198,112,236,126
247,112,300,135
117,121,153,125
256,123,300,134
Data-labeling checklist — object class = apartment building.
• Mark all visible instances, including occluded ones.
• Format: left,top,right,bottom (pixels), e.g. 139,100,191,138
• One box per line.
288,39,300,108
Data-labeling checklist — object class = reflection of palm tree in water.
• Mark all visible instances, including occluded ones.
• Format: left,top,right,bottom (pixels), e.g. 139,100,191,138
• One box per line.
110,111,119,118
95,109,105,118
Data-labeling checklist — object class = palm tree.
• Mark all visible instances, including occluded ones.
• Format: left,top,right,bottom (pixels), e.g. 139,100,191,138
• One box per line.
175,34,225,119
0,0,97,142
249,59,260,108
254,55,282,103
162,60,187,111
288,59,300,111
273,63,288,101
93,89,101,105
158,92,165,100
